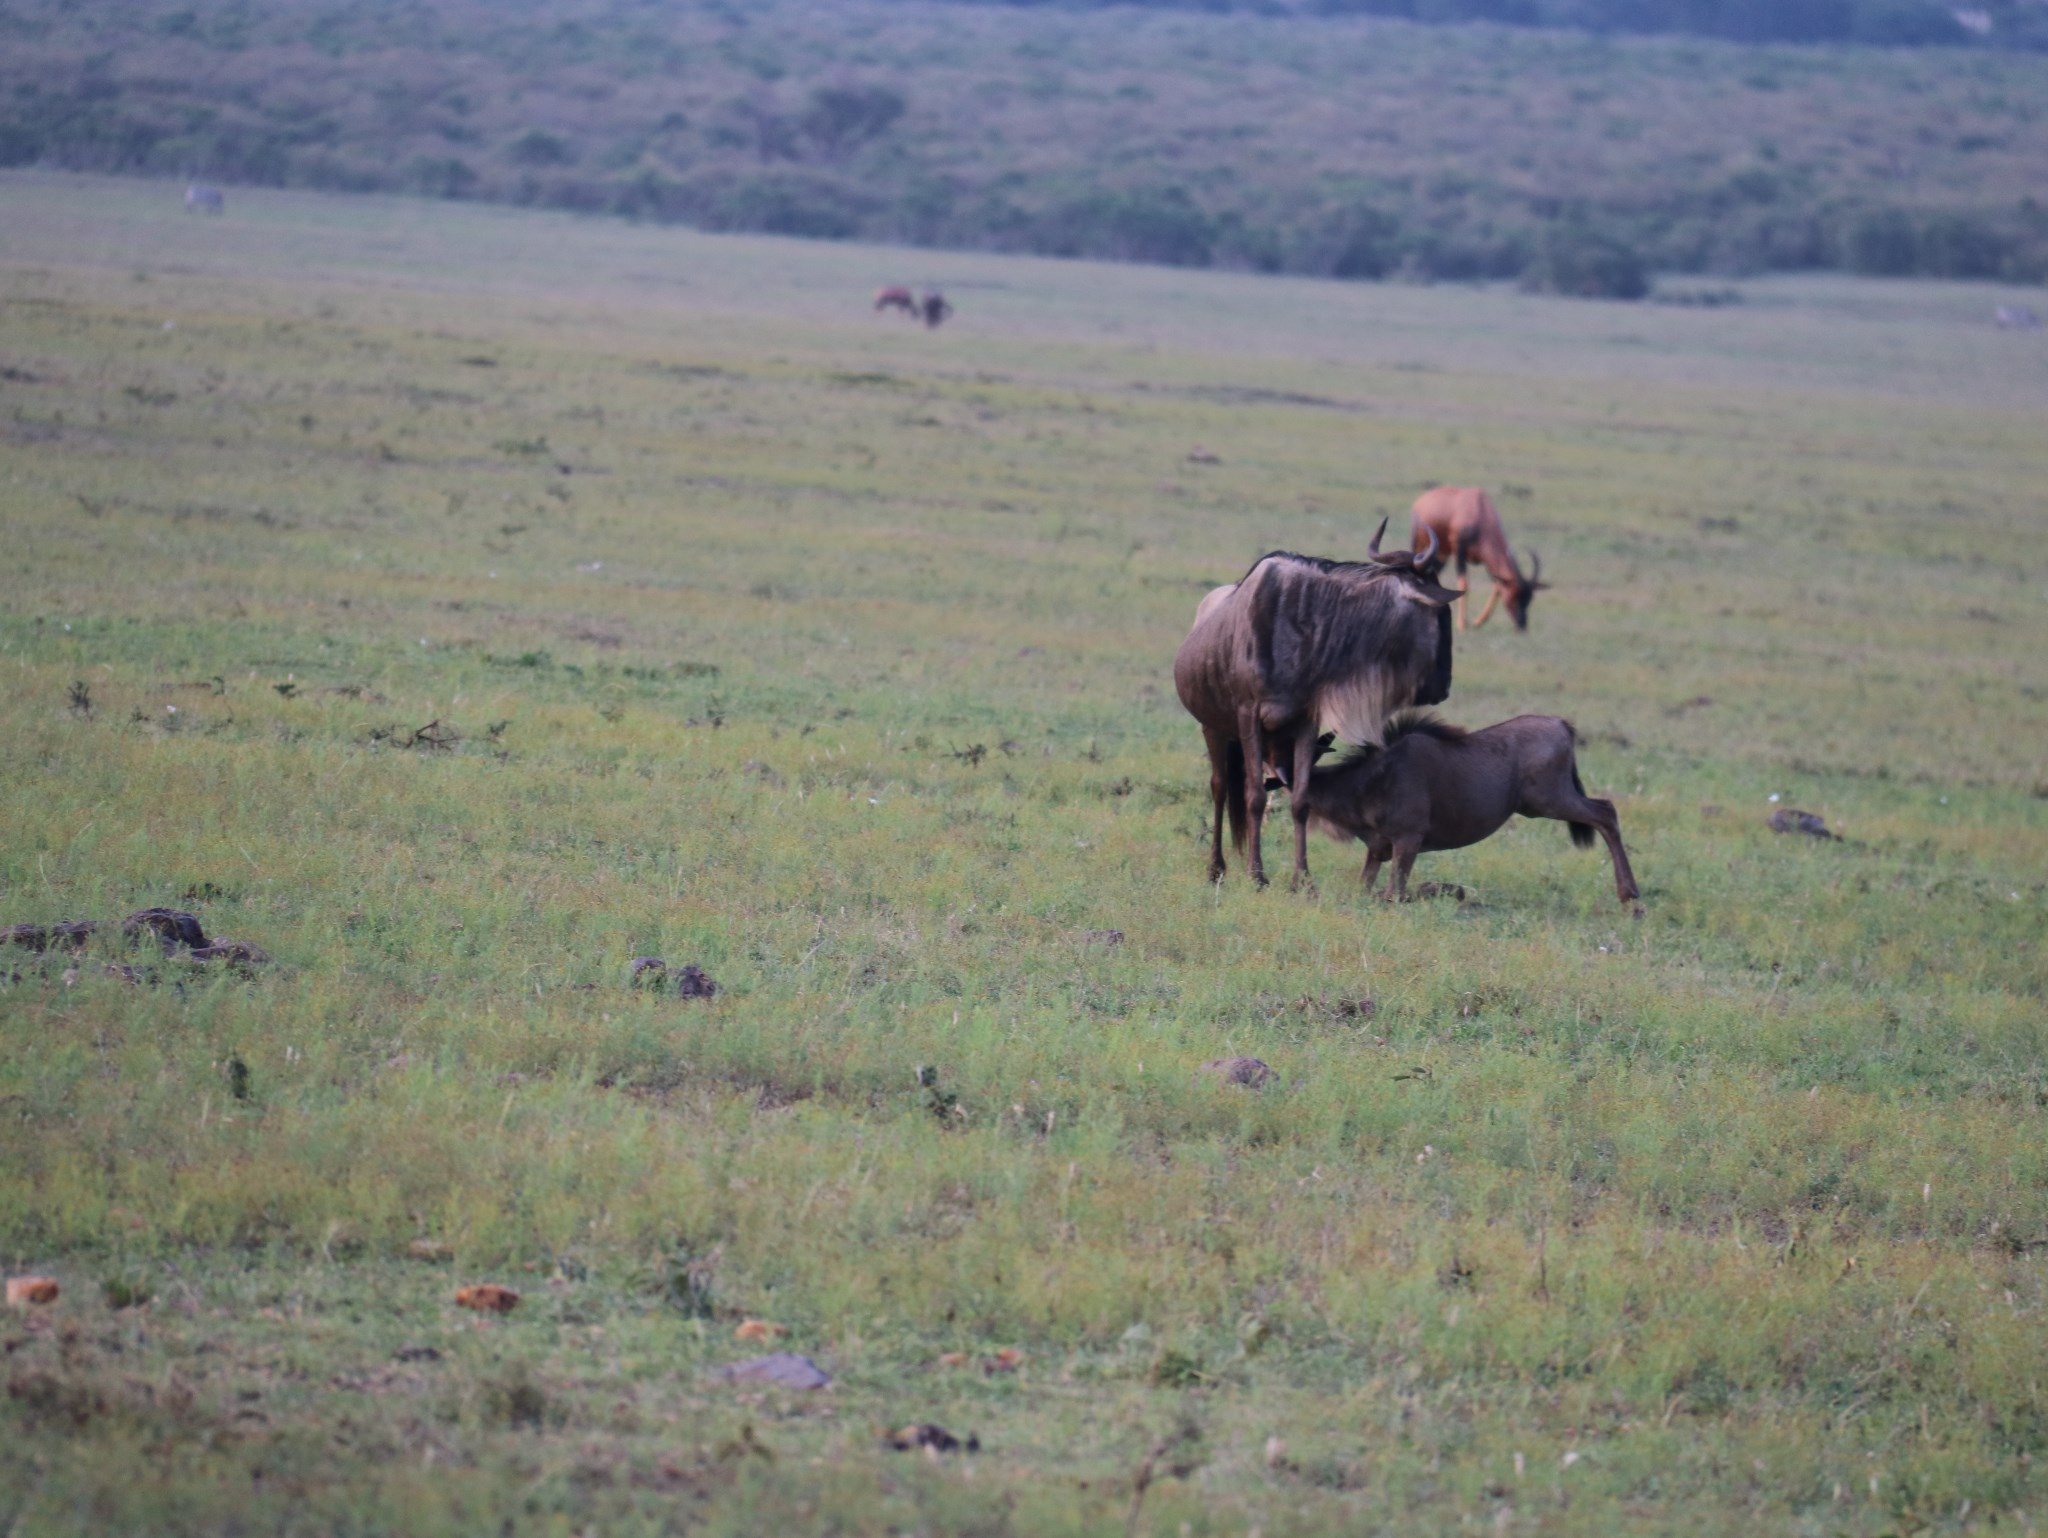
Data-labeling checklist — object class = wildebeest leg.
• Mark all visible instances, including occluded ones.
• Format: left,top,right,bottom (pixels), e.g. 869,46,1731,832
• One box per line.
1288,730,1318,890
1383,842,1421,902
1582,800,1641,905
1360,843,1387,892
1526,781,1642,907
1201,725,1230,883
1240,710,1271,888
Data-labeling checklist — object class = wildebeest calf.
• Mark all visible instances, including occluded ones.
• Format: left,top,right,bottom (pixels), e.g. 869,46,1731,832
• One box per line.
1295,713,1640,907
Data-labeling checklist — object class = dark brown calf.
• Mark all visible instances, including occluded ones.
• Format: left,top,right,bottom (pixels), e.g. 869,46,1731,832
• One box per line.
1294,713,1639,907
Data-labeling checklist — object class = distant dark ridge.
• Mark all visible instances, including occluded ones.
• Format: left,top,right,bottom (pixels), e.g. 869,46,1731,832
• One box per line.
2,0,2043,291
875,0,2048,52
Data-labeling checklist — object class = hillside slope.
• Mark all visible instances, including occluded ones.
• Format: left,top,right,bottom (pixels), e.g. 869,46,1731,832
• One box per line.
3,0,2045,287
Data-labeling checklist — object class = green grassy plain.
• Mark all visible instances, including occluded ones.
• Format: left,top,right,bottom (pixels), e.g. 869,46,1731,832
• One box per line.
2,173,2047,1535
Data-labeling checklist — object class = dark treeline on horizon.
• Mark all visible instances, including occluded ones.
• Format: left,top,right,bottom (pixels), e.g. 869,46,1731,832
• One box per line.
905,0,2048,50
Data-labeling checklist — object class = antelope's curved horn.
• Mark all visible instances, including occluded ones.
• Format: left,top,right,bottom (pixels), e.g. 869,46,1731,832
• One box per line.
1527,549,1542,585
1366,517,1388,558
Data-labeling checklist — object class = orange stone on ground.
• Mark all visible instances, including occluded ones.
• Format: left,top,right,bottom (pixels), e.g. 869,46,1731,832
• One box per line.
454,1283,521,1313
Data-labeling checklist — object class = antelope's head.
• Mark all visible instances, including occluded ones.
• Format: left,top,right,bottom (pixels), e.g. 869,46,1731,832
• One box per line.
1506,550,1548,631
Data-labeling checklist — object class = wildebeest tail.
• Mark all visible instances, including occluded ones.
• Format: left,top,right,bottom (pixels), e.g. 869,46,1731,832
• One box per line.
1566,732,1597,848
1225,739,1248,853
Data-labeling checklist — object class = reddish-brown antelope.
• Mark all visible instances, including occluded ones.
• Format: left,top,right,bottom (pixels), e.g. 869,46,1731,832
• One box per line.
1409,486,1547,631
873,285,917,316
1294,712,1640,908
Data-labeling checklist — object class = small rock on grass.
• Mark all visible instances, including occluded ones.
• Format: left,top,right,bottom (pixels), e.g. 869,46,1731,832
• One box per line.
123,908,207,952
5,921,97,953
407,1238,455,1263
188,939,272,970
454,1283,521,1313
887,1423,979,1453
627,958,718,997
1769,808,1841,840
1200,1056,1276,1088
721,1352,831,1390
7,1276,60,1306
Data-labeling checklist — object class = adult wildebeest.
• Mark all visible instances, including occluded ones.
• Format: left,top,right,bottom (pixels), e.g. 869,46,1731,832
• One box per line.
1295,713,1640,908
874,285,917,316
1410,486,1547,632
1174,522,1459,889
921,290,953,328
185,183,225,216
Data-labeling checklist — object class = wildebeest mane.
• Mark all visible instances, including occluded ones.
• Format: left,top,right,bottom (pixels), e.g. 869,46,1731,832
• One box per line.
1382,709,1467,745
1240,553,1449,745
1234,549,1387,585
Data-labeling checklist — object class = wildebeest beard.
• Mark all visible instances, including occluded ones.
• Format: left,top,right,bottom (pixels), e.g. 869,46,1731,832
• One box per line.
1421,602,1453,706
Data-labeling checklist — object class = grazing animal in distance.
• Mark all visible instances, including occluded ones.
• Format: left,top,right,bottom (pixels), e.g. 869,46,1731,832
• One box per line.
185,183,225,216
921,290,953,328
874,285,917,316
1295,713,1640,908
1410,486,1547,631
1996,305,2041,331
1174,521,1459,889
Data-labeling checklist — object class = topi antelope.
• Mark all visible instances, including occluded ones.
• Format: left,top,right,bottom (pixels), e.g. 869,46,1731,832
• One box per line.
1410,486,1548,632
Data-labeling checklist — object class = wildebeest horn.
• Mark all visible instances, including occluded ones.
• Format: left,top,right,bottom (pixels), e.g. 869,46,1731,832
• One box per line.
1366,517,1387,558
1415,524,1439,570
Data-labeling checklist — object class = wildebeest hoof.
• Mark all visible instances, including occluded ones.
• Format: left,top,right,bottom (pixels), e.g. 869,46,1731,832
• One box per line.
1200,1056,1276,1088
1768,808,1840,840
123,908,207,953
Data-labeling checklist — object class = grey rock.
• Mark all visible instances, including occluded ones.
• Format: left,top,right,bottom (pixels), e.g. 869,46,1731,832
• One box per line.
721,1352,831,1390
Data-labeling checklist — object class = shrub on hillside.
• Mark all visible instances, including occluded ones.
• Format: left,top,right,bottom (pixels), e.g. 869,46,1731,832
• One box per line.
1520,222,1650,298
1032,186,1216,266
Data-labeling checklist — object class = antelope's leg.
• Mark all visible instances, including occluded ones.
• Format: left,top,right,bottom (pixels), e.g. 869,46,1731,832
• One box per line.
1455,571,1471,632
1469,583,1502,629
1202,725,1230,883
1240,710,1272,889
1288,731,1318,889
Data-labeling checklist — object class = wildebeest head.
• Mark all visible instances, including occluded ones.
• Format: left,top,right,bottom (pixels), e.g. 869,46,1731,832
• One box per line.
1361,517,1460,703
1231,524,1460,745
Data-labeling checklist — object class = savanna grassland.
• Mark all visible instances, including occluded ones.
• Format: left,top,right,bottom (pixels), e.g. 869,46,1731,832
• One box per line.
2,173,2047,1535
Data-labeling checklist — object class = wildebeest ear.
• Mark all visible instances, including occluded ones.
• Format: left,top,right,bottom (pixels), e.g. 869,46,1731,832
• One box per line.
1401,577,1460,608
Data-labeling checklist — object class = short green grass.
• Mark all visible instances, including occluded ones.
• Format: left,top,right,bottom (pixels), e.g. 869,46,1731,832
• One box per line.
2,174,2046,1535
